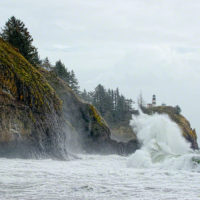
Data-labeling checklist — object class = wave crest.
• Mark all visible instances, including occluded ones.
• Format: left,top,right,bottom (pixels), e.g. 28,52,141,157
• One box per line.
127,113,200,170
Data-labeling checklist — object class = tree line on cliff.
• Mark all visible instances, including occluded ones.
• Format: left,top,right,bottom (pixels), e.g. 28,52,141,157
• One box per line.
0,16,135,127
81,85,134,127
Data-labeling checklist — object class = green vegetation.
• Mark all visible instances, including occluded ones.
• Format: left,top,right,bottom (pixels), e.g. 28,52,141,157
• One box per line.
0,16,198,156
89,104,105,126
0,16,40,65
53,60,80,94
0,16,139,156
0,38,61,113
81,85,134,128
53,60,70,83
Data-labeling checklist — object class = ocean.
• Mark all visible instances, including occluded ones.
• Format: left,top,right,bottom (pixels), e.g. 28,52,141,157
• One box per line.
1,112,200,200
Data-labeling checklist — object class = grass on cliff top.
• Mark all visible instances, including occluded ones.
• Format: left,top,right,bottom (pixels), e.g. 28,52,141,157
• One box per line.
0,38,62,113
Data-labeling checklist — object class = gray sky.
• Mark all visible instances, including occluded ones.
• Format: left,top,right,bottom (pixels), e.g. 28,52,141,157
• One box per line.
1,0,200,144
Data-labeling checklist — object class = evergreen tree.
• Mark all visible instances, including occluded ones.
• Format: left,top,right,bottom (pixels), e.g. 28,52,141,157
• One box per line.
69,70,80,94
92,84,107,115
53,61,80,94
53,60,70,83
0,16,40,65
81,85,134,127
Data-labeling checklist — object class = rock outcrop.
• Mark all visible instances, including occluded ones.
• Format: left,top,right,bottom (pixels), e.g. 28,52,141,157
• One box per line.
40,69,139,154
141,106,199,150
110,126,137,143
0,38,71,159
0,38,139,158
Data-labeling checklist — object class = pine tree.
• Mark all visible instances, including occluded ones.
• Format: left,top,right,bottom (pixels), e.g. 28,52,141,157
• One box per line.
92,84,107,115
69,70,80,94
0,16,40,65
53,60,70,83
53,61,80,94
80,85,134,127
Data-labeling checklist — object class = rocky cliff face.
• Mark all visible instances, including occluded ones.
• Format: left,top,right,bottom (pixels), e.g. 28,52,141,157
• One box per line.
0,38,71,159
40,69,139,154
0,38,139,158
141,106,199,150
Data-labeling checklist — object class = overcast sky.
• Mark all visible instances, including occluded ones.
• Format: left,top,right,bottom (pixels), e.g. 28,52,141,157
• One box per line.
1,0,200,144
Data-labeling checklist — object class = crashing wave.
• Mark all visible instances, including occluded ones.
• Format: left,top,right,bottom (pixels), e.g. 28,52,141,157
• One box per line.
127,112,200,170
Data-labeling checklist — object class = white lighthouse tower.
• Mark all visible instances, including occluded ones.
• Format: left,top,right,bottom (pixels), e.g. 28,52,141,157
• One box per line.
152,94,156,106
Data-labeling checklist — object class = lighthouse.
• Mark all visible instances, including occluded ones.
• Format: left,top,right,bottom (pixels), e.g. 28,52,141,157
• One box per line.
152,94,156,106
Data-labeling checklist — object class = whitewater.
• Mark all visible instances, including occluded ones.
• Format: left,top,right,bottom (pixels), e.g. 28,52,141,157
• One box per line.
1,113,200,200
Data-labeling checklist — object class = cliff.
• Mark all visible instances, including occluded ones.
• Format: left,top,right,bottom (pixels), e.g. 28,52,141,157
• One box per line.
0,38,139,158
40,69,139,154
141,106,198,150
0,38,72,158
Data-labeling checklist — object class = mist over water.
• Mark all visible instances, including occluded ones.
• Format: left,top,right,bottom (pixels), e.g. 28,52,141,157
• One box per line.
1,112,200,200
128,112,200,170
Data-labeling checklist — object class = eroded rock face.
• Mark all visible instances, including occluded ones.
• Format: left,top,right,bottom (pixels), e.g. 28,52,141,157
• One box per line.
141,106,199,150
0,38,69,159
40,69,140,155
0,90,70,159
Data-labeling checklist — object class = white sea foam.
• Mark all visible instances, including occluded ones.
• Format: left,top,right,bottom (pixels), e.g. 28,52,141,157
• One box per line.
1,154,200,200
1,113,200,200
127,112,200,170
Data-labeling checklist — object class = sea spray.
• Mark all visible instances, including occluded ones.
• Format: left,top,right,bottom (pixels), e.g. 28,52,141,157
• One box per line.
127,112,200,170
